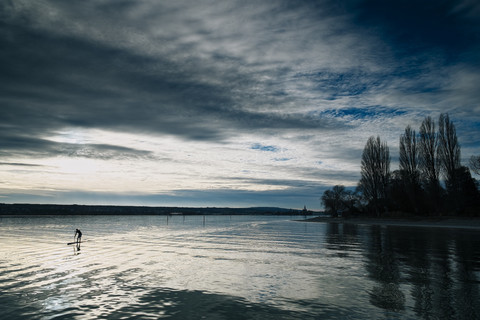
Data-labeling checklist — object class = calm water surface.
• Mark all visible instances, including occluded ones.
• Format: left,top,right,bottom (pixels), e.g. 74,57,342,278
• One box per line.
1,215,479,319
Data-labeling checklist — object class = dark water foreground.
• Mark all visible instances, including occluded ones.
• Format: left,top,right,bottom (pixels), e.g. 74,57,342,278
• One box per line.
0,215,479,319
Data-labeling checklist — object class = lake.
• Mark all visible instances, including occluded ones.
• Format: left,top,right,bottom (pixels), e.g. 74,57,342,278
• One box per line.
1,215,479,319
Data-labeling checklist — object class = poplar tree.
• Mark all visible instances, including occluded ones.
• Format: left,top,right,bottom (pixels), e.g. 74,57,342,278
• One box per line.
359,136,390,216
399,125,419,185
438,113,461,194
418,116,441,214
399,125,420,212
418,116,439,186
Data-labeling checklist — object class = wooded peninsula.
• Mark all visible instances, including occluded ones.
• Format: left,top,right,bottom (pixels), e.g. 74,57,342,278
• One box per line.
322,114,480,217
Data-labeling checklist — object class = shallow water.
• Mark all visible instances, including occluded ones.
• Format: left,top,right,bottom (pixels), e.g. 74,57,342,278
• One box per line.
1,215,479,319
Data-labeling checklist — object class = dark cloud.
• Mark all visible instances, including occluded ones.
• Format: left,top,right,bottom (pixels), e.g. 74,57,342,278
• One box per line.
321,107,407,120
0,23,226,140
0,162,43,167
0,1,343,148
2,0,476,146
0,134,154,160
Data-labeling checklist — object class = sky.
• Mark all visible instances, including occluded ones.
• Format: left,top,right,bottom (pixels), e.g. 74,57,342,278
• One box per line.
1,0,479,210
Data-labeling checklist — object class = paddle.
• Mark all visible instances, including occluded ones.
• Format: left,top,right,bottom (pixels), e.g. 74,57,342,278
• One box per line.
67,240,87,245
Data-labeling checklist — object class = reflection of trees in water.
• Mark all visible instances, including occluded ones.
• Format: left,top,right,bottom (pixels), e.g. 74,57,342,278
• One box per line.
361,226,480,319
430,235,456,319
324,223,359,257
402,228,480,319
365,226,405,311
403,229,434,317
453,231,480,319
400,228,450,318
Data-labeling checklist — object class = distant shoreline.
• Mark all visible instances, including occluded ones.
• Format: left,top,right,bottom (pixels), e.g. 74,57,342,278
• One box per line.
302,216,480,230
0,203,313,216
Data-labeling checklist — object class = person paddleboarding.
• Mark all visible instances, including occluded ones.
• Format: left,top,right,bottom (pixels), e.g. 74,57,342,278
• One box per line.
74,228,82,244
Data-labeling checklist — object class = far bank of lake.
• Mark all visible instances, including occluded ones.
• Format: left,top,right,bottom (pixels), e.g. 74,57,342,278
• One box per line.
0,203,312,216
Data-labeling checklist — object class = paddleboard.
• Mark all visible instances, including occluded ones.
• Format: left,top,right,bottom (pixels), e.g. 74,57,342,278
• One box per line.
67,241,86,245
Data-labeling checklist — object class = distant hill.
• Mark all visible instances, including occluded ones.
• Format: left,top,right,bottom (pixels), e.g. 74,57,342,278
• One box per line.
0,203,314,216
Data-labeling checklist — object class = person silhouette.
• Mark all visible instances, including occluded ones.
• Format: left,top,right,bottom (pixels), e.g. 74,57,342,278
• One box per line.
74,228,82,244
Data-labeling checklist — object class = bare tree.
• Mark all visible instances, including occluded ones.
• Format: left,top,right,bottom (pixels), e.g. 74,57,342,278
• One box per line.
438,113,461,193
358,136,390,215
321,185,347,217
418,116,439,185
418,116,442,214
399,125,419,184
399,125,421,212
322,185,358,217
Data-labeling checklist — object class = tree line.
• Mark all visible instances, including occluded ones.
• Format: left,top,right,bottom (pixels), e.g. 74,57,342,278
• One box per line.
322,114,480,217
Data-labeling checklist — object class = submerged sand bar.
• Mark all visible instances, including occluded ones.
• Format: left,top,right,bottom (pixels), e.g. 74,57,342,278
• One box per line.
303,216,480,230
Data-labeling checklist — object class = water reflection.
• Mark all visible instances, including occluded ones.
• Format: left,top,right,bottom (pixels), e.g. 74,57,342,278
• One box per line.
73,242,81,255
324,223,360,255
364,226,405,311
109,287,315,320
362,225,478,319
322,221,480,318
0,216,479,319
